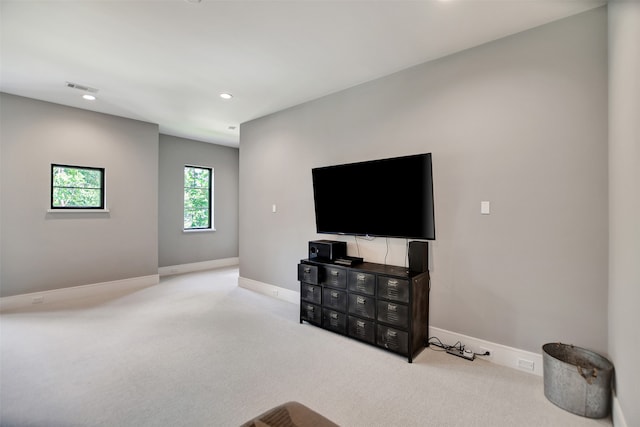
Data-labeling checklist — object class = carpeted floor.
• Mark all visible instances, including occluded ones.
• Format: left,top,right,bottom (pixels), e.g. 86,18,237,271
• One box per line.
0,267,612,426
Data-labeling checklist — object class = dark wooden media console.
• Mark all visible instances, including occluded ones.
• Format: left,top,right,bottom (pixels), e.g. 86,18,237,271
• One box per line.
298,258,430,363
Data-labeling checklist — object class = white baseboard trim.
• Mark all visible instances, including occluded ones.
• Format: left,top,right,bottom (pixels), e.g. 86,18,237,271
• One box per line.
612,392,628,427
0,274,159,313
238,276,299,305
428,326,544,376
158,257,239,277
233,279,544,377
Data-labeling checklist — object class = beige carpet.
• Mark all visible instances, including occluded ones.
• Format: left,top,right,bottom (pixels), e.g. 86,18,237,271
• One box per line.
1,267,611,426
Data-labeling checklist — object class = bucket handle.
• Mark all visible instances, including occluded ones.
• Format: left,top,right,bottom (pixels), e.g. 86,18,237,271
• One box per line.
577,365,598,384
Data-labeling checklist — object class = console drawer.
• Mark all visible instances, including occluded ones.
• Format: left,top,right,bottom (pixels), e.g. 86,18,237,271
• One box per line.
348,316,375,344
323,309,347,334
322,266,347,289
377,276,409,303
300,302,322,325
298,257,430,363
323,288,347,312
348,271,376,295
301,283,321,304
377,325,409,355
297,264,318,285
377,301,409,328
348,294,375,320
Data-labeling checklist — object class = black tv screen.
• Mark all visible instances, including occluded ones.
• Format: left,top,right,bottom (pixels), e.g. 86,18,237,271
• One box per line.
312,153,435,240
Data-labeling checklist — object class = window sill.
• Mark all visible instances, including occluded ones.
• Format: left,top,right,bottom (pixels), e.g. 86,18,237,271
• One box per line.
183,228,216,233
47,208,110,213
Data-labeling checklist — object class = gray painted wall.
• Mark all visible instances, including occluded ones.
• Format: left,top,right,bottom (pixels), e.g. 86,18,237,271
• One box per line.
0,94,159,297
158,134,239,267
608,2,640,426
240,9,608,355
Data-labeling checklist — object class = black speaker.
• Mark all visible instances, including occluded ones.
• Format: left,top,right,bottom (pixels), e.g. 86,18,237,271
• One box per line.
408,241,428,273
308,240,347,261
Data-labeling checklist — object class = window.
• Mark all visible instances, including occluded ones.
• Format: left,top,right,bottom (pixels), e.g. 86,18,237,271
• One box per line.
51,164,105,209
184,165,213,230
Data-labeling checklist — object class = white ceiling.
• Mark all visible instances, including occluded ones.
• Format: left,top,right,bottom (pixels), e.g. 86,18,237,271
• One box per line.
0,0,605,147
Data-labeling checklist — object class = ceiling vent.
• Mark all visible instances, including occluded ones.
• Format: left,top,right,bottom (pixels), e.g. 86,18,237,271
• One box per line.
66,81,98,93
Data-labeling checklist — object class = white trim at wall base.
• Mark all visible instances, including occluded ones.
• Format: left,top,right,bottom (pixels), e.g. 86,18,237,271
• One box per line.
158,257,239,277
238,276,299,305
428,326,544,376
235,277,544,376
612,392,628,427
0,274,159,313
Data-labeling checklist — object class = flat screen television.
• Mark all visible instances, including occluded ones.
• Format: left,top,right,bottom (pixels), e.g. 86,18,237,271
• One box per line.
312,153,435,240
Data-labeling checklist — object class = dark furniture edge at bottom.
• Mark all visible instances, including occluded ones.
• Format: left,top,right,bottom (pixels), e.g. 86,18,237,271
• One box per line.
298,258,430,363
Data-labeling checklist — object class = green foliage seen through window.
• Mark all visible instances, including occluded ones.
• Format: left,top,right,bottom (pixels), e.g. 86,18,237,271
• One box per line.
184,166,212,229
51,165,104,208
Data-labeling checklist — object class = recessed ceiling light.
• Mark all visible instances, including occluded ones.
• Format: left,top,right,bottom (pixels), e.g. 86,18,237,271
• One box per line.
82,94,96,101
220,93,233,100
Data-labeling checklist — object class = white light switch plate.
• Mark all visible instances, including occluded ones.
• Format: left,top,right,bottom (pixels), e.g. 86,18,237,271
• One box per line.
481,201,490,215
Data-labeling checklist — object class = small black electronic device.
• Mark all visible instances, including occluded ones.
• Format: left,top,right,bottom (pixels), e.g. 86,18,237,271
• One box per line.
334,256,364,267
308,240,347,261
408,241,429,273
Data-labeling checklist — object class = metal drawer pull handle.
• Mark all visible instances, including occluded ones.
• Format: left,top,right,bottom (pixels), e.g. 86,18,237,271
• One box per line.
330,313,338,320
304,267,311,273
357,296,366,304
388,304,397,311
388,280,398,287
387,331,397,337
308,286,314,292
357,320,365,328
331,291,338,298
331,270,340,276
307,305,314,312
357,274,366,281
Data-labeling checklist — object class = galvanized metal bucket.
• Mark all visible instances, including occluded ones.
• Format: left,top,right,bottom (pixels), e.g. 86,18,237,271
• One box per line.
542,343,614,419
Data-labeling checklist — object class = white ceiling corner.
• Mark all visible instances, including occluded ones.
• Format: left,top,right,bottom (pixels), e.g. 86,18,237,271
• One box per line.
0,0,606,147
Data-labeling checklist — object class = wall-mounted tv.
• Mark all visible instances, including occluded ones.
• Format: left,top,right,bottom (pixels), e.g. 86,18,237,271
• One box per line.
312,153,435,240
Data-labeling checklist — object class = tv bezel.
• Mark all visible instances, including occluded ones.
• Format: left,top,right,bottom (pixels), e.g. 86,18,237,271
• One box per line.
311,153,435,240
